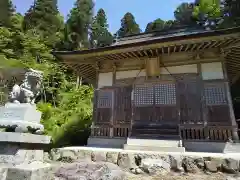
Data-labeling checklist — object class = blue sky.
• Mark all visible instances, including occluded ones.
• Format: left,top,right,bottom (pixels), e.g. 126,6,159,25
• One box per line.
12,0,194,33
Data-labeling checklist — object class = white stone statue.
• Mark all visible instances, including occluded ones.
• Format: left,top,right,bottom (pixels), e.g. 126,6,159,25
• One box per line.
8,68,43,105
0,68,44,134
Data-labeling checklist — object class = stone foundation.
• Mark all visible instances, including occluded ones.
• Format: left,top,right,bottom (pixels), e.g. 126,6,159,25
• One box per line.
0,132,51,180
49,146,240,175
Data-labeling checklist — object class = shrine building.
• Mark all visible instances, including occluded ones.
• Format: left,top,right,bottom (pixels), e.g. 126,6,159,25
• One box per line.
53,27,240,152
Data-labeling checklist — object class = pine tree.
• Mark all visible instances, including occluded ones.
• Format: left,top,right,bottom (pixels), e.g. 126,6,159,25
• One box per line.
145,18,165,32
174,2,197,26
0,0,15,27
117,12,141,38
223,0,240,26
67,0,94,49
23,0,63,46
90,8,113,48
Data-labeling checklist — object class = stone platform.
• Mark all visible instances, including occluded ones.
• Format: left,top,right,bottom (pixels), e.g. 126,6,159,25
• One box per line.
88,137,240,153
124,138,185,152
88,137,185,152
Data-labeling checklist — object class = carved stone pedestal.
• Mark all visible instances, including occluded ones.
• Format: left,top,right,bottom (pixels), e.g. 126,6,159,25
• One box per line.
0,132,53,180
0,103,44,133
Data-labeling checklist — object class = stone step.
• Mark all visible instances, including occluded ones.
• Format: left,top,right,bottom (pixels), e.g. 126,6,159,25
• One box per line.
126,138,181,147
132,128,179,135
130,134,180,140
123,144,185,152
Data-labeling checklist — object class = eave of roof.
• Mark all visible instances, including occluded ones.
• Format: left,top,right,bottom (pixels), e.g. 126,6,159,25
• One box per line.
52,26,240,58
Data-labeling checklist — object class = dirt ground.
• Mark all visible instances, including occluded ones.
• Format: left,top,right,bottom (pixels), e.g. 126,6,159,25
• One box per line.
127,172,237,180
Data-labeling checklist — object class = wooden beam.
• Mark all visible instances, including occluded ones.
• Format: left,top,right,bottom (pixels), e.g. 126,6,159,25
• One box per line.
190,43,197,51
95,62,100,88
224,40,240,50
112,63,116,85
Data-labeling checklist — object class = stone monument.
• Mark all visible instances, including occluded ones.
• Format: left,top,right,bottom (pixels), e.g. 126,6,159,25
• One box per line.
0,68,52,180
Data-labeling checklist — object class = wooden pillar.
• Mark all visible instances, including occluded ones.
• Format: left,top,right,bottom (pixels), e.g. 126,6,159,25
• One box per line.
110,63,117,138
91,62,100,137
95,62,100,89
222,60,239,140
197,63,209,140
112,63,116,85
76,74,82,89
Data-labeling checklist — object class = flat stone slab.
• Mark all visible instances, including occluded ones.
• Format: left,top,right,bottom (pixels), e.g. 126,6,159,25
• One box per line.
124,144,185,152
0,132,50,144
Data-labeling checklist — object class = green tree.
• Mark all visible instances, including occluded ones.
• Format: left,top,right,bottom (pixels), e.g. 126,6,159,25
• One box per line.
117,12,141,37
174,2,197,26
0,1,93,147
0,0,15,27
90,8,113,47
223,0,240,27
23,0,63,47
145,18,165,32
193,0,222,28
67,0,94,49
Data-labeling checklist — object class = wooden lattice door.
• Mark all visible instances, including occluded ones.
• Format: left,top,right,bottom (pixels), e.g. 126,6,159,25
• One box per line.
203,82,231,125
93,88,114,125
131,79,179,139
114,86,132,125
177,74,202,124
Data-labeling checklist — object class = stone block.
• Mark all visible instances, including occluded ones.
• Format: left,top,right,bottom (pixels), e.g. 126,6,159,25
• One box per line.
169,155,184,172
91,151,106,162
0,143,44,165
117,152,136,169
0,104,43,131
88,137,126,148
75,149,92,161
5,162,53,180
125,138,185,152
0,167,7,180
222,158,239,174
141,158,171,175
182,157,199,173
0,132,50,144
106,151,119,164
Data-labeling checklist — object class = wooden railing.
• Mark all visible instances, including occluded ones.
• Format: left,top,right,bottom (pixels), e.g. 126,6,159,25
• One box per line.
91,126,110,137
180,125,234,141
113,127,129,137
91,126,129,138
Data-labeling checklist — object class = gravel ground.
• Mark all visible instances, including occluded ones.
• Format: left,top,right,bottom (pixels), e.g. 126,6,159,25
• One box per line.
126,172,236,180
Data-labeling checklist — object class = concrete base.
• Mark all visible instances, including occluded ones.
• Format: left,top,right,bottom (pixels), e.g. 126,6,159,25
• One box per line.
184,141,240,153
0,144,44,165
87,137,127,149
1,162,53,180
224,142,240,153
184,141,226,153
124,138,185,152
0,132,50,165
